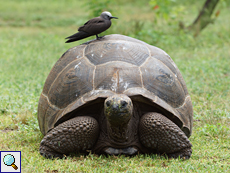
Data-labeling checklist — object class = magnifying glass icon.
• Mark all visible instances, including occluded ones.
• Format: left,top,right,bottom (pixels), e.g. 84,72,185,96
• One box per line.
3,154,18,170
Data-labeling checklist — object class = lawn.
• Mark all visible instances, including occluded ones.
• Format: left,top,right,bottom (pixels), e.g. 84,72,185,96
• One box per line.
0,0,229,172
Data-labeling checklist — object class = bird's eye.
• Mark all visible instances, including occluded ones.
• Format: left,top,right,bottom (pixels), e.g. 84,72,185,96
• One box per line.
121,101,127,107
106,101,111,107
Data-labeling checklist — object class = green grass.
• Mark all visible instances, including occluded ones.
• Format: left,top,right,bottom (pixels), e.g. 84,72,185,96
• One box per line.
0,0,229,172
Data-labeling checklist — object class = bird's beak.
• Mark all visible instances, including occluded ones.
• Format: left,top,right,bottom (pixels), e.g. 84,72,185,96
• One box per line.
110,16,118,19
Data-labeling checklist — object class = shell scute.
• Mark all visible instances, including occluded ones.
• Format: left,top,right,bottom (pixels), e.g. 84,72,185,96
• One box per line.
85,41,149,66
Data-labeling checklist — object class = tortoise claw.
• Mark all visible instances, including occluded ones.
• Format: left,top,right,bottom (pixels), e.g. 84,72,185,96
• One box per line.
40,145,64,159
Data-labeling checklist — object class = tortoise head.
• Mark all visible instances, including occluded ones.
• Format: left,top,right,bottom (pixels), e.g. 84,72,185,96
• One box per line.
104,94,133,126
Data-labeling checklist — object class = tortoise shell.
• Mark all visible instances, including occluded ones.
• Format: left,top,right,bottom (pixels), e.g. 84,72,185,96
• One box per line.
37,34,193,137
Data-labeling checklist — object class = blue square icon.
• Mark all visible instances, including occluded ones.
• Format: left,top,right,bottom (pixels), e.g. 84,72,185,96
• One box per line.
0,151,21,173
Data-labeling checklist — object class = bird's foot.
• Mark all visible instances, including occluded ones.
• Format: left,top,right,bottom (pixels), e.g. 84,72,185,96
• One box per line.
97,35,105,40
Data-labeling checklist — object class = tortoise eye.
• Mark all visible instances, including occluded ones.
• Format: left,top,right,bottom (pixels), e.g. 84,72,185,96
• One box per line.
121,101,127,107
106,101,111,107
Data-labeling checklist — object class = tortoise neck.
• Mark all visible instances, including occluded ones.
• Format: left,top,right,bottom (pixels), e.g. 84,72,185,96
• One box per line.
107,121,130,143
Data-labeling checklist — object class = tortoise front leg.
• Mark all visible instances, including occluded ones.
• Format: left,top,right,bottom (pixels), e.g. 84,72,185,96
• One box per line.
39,116,99,159
139,112,192,159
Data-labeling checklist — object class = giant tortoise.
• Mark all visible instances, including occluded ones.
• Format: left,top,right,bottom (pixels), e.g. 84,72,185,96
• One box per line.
38,34,193,159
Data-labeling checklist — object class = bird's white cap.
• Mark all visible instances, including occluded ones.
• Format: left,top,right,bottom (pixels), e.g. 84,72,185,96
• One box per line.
101,11,113,18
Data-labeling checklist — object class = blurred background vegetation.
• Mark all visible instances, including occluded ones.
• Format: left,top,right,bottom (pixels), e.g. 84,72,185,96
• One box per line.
0,0,229,172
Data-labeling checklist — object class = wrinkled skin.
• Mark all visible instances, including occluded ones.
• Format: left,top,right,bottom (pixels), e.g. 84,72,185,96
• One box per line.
40,94,192,159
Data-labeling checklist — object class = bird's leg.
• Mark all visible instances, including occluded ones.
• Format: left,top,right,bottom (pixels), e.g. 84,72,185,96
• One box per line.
96,34,105,40
96,34,99,40
139,112,192,159
39,116,99,159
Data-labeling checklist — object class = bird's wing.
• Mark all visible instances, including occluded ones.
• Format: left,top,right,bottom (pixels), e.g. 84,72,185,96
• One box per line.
83,17,104,26
78,17,108,34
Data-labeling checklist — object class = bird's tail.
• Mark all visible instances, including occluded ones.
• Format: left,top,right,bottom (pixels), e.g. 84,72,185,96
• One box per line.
65,31,91,43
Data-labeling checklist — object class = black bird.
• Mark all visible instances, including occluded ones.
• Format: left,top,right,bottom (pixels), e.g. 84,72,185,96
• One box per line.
65,11,118,43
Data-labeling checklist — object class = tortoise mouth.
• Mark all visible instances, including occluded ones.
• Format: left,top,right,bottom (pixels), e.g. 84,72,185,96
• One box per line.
105,111,131,125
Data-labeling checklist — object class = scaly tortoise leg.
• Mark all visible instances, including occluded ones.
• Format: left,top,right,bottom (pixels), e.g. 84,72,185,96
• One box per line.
39,116,99,159
139,112,192,159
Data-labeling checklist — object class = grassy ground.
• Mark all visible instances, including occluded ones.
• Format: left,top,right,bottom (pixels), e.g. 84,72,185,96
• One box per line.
0,0,229,172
